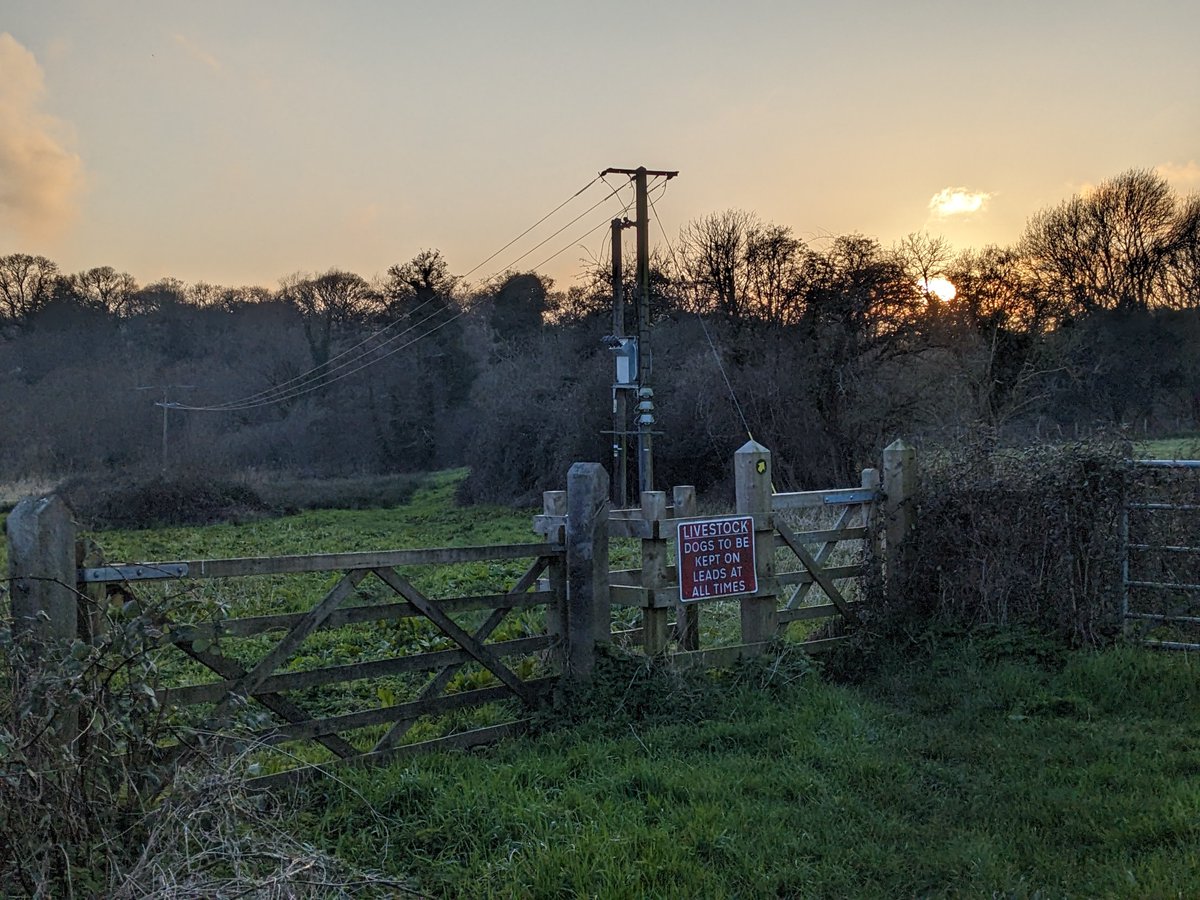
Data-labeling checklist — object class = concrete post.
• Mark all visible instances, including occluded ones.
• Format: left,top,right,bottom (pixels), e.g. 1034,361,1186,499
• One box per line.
566,463,610,677
6,494,80,742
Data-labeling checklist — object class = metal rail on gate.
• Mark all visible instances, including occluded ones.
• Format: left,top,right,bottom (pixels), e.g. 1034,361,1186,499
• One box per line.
1124,460,1200,651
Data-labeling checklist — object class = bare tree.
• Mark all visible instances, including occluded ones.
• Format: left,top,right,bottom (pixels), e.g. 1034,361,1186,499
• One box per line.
279,269,377,367
0,253,59,324
1021,169,1187,316
60,266,139,315
894,232,953,309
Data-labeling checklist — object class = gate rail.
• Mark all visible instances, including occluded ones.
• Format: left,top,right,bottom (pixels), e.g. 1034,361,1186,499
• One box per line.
1123,459,1200,651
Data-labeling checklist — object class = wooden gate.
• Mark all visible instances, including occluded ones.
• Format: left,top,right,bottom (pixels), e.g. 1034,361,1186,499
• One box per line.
78,542,565,788
535,440,916,666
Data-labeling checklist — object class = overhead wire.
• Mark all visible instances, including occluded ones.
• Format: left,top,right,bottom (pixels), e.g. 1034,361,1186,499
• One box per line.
472,178,631,286
177,177,638,412
646,184,757,444
460,175,600,279
177,175,630,412
193,294,445,410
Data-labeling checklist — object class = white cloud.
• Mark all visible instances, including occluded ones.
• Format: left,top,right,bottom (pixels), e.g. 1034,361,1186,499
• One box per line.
928,186,993,219
0,33,84,241
1157,160,1200,189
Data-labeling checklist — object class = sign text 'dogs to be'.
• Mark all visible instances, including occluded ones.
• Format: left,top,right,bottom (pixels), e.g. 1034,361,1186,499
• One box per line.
676,516,758,603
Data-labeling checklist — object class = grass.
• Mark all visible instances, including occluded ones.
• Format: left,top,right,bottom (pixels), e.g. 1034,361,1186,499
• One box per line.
291,639,1200,898
4,468,1200,895
1136,433,1200,460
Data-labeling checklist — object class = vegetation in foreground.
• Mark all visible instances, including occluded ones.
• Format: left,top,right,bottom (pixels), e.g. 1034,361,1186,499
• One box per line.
290,638,1200,899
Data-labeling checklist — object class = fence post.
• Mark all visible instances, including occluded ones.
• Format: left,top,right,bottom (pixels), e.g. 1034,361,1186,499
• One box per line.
882,439,917,595
541,490,568,666
673,485,699,651
566,463,610,677
735,441,776,645
6,494,80,743
640,491,669,655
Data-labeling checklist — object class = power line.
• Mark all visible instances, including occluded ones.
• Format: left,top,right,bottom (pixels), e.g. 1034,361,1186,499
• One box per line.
646,186,756,443
179,185,640,412
461,174,600,279
178,176,627,413
473,178,632,286
197,294,445,410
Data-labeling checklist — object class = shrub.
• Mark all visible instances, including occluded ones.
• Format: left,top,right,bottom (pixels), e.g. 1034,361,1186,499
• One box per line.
61,473,270,529
884,439,1129,644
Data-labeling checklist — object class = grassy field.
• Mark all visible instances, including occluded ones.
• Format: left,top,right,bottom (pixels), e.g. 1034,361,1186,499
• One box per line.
1136,434,1200,460
4,470,1200,896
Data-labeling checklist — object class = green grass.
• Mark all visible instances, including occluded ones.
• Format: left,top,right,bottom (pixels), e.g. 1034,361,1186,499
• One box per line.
1136,434,1200,460
6,469,1200,895
289,640,1200,899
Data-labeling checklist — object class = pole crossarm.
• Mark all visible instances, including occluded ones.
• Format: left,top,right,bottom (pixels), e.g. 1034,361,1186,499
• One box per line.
600,168,679,179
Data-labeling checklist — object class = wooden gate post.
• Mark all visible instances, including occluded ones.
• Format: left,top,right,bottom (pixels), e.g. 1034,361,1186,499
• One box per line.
882,439,917,595
566,463,610,677
735,441,776,645
673,485,699,651
640,491,670,655
6,494,80,742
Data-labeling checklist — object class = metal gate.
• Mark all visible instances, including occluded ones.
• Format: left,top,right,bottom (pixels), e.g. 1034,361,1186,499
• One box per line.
1123,459,1200,650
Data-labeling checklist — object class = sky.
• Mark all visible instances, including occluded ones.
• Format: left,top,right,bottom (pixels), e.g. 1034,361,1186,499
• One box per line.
2,0,1198,292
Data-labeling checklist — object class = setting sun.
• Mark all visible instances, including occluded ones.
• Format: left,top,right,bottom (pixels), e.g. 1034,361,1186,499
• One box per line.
919,277,957,303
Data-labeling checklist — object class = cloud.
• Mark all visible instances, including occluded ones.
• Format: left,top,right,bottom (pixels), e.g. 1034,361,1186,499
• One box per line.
173,33,222,72
928,186,993,219
0,33,84,240
1157,160,1200,189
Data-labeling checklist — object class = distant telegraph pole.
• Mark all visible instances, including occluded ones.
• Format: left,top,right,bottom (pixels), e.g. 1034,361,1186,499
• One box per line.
136,384,195,473
600,166,678,498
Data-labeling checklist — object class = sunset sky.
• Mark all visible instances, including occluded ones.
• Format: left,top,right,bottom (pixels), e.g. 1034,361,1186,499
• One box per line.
2,0,1198,292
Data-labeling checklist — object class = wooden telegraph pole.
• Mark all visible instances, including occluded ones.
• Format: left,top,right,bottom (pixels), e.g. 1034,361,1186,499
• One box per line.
136,384,195,473
600,166,678,497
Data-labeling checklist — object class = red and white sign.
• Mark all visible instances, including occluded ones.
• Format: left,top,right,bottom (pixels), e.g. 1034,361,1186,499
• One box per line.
677,516,757,603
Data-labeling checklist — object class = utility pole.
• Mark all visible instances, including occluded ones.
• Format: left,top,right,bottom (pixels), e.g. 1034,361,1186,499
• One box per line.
136,384,194,473
609,216,634,507
600,166,678,497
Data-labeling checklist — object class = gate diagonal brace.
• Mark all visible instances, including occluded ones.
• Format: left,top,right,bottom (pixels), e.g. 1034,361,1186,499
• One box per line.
183,640,358,760
783,506,854,611
371,555,550,753
775,519,863,627
108,580,359,760
372,567,538,707
211,569,369,726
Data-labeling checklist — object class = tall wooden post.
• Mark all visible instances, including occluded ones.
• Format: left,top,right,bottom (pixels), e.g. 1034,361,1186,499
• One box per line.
640,491,670,655
566,463,610,677
673,485,699,650
6,494,80,742
883,439,917,595
735,441,776,645
611,219,629,508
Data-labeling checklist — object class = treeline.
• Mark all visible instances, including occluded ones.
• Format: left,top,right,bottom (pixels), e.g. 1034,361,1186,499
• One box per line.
1,168,1198,501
